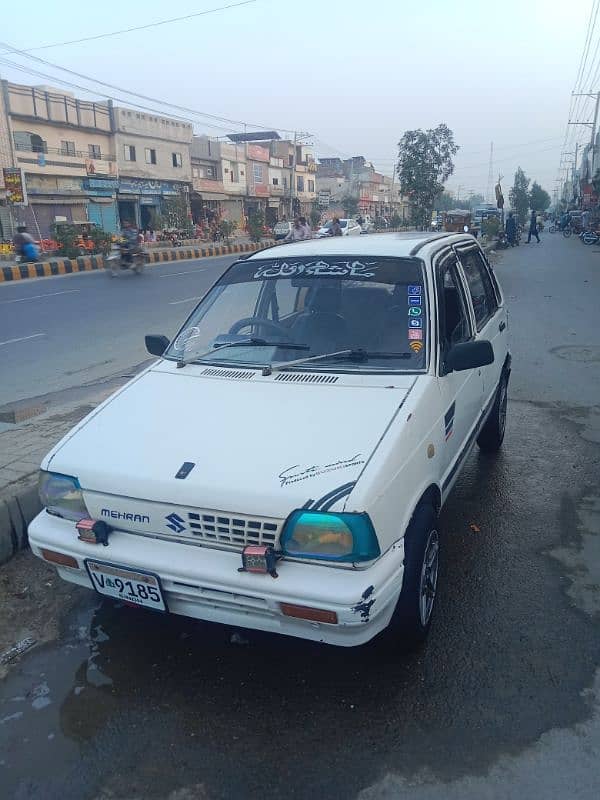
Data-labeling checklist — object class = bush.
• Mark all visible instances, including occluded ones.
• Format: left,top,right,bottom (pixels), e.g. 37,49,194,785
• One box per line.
390,213,402,228
310,207,322,228
88,227,113,255
482,216,501,238
51,223,81,259
218,219,236,244
247,211,265,243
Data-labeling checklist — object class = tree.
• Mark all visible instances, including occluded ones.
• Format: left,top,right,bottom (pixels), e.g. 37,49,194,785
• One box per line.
396,123,459,228
309,205,322,228
341,195,359,217
509,168,530,226
434,191,456,212
466,193,485,209
529,181,551,213
247,210,264,243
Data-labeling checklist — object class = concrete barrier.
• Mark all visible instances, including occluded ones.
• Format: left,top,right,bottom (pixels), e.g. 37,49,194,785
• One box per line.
0,485,42,565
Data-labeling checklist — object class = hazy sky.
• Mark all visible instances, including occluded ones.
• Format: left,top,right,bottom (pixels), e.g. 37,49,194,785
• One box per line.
0,0,592,198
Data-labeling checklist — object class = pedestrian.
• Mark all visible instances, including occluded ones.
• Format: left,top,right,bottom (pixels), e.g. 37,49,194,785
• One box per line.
285,217,306,241
299,216,312,239
330,216,343,236
527,210,540,244
505,211,517,246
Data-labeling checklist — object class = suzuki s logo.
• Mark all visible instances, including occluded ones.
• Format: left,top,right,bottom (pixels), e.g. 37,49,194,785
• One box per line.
165,513,186,534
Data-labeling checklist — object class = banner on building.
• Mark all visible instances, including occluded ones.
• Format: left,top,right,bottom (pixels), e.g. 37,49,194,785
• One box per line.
3,168,28,205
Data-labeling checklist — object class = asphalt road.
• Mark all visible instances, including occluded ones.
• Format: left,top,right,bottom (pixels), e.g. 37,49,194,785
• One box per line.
1,234,600,800
0,255,237,408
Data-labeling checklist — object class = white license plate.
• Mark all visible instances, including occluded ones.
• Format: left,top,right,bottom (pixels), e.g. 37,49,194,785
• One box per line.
85,560,166,612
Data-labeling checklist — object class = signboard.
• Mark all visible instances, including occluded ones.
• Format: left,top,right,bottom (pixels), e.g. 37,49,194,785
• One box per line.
85,159,117,178
3,168,27,205
247,144,270,163
318,191,330,207
118,177,182,196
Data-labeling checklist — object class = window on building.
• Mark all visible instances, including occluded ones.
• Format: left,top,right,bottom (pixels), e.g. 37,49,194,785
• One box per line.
145,148,157,165
192,167,199,178
61,141,76,156
124,145,136,161
308,179,315,193
297,176,305,192
172,152,182,168
88,144,101,159
13,131,47,153
272,177,279,186
288,154,294,167
253,163,263,184
205,166,216,179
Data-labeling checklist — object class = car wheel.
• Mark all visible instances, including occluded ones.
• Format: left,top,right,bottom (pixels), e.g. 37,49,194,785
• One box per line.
386,504,440,647
477,371,509,452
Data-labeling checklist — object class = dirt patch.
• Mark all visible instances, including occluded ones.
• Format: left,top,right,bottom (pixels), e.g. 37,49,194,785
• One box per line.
0,549,84,679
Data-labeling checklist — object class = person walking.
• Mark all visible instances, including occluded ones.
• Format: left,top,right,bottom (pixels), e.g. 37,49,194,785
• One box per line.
285,217,306,241
330,217,343,236
505,211,517,246
527,210,540,244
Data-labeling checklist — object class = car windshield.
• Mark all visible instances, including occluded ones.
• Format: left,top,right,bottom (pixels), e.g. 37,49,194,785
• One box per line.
166,255,428,372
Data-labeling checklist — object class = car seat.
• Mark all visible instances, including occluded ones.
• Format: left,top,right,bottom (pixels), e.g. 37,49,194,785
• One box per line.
290,285,349,354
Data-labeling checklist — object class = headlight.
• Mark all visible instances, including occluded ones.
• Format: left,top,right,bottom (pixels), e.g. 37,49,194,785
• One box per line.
280,511,380,563
38,471,89,521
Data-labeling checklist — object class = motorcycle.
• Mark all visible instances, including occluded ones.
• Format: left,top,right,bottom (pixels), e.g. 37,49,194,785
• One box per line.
582,229,600,245
105,242,148,276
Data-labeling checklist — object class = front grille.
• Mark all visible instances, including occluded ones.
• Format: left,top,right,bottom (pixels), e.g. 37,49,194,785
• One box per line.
185,511,282,549
201,367,255,380
274,372,338,384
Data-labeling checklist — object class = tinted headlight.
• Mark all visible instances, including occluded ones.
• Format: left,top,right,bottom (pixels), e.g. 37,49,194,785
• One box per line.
38,471,89,521
280,510,380,563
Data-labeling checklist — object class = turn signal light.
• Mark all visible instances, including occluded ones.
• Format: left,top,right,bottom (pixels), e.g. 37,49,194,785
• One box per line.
40,549,79,569
280,603,338,624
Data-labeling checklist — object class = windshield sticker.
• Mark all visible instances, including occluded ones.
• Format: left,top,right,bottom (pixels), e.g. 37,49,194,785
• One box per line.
253,260,377,280
408,285,422,295
173,326,202,351
409,340,423,354
409,295,422,305
278,453,365,487
408,329,423,340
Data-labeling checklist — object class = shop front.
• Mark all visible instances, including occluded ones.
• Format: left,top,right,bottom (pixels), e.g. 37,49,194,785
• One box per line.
84,177,119,233
117,178,188,230
18,175,90,238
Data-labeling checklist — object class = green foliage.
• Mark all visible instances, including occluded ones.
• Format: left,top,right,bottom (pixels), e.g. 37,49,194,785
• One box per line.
310,206,322,228
482,216,501,238
51,223,81,259
247,210,265,243
509,167,530,226
341,195,359,217
163,193,193,233
88,227,113,255
434,191,456,212
218,219,236,244
397,123,459,228
390,213,402,228
528,181,551,212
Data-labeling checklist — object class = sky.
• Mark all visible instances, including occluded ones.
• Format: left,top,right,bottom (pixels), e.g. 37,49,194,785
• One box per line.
0,0,593,200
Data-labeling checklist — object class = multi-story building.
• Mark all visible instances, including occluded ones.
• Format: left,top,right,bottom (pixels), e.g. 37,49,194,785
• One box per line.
190,135,226,223
295,145,317,216
0,80,118,236
244,142,270,217
112,107,192,229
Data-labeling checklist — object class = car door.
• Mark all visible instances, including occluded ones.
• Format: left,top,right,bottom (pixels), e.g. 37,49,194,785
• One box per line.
454,243,507,412
435,250,484,493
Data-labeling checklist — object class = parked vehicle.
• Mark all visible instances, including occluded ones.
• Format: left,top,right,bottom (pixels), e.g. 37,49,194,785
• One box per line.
273,221,293,241
582,229,600,245
359,215,375,234
105,242,148,276
316,218,362,237
29,232,509,649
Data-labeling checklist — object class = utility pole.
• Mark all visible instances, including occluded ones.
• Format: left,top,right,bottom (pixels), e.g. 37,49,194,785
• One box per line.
569,92,600,177
486,142,494,204
290,131,297,218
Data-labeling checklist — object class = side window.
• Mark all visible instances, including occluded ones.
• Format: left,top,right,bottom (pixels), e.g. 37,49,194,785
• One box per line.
438,255,472,351
270,280,301,320
458,248,499,331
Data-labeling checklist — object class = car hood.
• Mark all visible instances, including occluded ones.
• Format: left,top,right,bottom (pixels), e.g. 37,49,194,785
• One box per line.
47,364,416,519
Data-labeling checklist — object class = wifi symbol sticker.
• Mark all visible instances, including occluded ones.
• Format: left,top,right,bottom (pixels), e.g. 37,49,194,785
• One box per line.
409,341,423,354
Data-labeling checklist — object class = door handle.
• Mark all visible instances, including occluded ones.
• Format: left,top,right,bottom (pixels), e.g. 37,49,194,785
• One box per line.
499,321,506,332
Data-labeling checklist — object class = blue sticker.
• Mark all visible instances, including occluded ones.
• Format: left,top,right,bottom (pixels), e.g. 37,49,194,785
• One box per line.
408,307,422,317
408,285,422,296
409,318,423,328
409,296,422,305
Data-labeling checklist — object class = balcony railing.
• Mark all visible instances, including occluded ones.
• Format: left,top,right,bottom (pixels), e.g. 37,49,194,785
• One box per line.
14,143,116,161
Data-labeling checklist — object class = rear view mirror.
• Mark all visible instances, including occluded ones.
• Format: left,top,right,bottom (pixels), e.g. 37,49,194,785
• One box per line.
446,340,494,372
145,334,170,357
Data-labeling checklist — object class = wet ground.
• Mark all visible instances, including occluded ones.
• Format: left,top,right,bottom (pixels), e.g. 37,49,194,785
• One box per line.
1,234,599,799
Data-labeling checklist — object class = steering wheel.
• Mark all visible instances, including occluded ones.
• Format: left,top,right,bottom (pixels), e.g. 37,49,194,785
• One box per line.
228,317,293,341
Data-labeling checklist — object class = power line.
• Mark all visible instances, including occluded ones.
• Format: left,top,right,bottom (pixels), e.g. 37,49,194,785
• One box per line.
0,41,294,134
0,1,259,54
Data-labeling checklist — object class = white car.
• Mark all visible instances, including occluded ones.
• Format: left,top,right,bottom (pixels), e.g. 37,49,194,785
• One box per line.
273,221,292,241
316,218,362,238
29,232,510,649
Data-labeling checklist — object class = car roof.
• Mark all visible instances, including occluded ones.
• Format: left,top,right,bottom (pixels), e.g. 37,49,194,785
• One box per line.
248,232,476,260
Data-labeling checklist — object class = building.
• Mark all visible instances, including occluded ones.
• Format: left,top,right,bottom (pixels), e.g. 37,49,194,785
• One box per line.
0,80,118,236
294,145,317,216
112,107,192,230
190,135,226,223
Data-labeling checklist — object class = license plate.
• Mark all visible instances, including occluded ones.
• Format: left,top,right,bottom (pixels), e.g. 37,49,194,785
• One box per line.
85,560,167,612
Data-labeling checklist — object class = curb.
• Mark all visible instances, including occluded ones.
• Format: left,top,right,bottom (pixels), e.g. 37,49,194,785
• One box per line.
0,241,275,283
0,481,41,566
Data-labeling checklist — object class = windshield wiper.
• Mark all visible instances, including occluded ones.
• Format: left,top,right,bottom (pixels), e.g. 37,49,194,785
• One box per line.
261,349,412,376
176,339,309,368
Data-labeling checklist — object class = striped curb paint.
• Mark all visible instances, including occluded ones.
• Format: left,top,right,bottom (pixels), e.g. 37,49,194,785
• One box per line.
0,241,275,283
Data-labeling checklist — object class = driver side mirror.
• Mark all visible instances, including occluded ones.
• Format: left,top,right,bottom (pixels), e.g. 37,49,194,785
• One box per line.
445,340,494,373
145,334,170,357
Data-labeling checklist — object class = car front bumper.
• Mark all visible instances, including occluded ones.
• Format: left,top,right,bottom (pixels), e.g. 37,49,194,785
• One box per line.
29,511,405,647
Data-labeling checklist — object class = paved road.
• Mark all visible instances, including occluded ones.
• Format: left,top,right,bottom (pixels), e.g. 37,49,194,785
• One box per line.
1,235,600,800
0,255,236,408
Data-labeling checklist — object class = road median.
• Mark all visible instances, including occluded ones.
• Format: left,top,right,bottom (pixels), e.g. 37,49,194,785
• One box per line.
0,240,275,283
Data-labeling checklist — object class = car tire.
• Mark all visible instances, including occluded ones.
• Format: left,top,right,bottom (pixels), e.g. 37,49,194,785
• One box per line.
477,371,509,452
386,504,440,648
